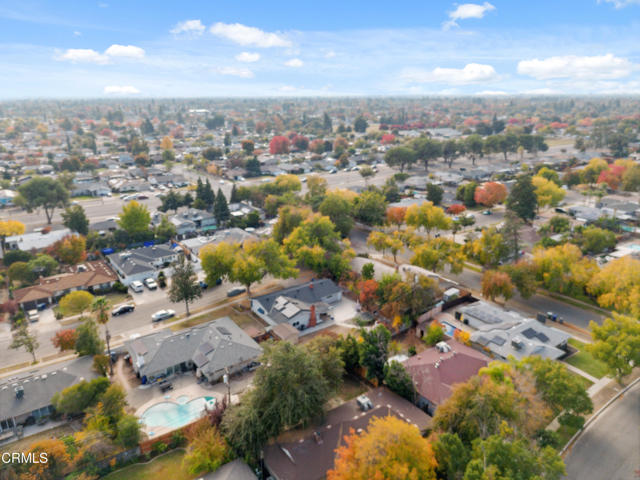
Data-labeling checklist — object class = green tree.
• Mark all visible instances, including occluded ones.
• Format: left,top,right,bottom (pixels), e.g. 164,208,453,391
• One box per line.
116,414,142,448
319,191,354,237
588,314,640,382
384,360,415,401
359,325,391,383
168,255,203,316
412,136,442,171
184,420,230,475
117,200,151,238
160,189,182,213
412,238,465,274
507,174,538,222
361,262,375,280
359,166,376,186
353,116,368,133
154,215,177,243
424,323,445,346
51,377,110,416
433,433,469,480
61,205,89,235
10,321,39,363
426,183,444,205
384,146,416,173
16,177,69,224
213,188,230,225
199,241,237,285
75,318,105,357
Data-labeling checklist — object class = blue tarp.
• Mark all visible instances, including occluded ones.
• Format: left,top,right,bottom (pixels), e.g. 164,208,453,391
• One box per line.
143,241,155,247
101,248,115,255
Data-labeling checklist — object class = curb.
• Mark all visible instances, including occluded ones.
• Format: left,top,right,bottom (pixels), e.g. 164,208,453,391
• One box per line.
560,375,640,456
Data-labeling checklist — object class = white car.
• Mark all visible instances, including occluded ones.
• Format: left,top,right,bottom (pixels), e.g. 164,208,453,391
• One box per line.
219,179,225,184
151,309,175,322
144,278,158,290
130,281,144,293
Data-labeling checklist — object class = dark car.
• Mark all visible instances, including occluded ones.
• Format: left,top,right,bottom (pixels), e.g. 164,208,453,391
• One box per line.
226,287,247,297
199,280,208,289
158,380,173,393
112,304,135,316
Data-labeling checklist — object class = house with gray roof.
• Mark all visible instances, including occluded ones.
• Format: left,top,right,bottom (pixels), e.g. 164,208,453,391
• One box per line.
456,301,570,361
124,317,262,384
181,228,258,257
106,244,178,285
5,228,71,252
0,356,97,436
251,279,342,329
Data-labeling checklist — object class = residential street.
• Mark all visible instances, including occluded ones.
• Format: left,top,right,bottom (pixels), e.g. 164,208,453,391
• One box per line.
564,381,640,480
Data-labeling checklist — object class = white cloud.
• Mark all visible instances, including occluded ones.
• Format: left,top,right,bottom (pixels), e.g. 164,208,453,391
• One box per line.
73,31,82,37
523,88,559,95
324,50,336,58
209,22,291,48
235,52,260,63
279,85,297,92
598,0,640,8
58,48,109,64
170,19,205,35
104,44,145,59
216,66,254,78
476,90,508,96
104,85,140,95
444,2,495,29
284,58,303,68
517,54,633,80
402,63,498,84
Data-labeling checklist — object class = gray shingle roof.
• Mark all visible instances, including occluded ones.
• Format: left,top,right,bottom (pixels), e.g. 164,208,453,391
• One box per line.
0,357,97,420
252,279,341,312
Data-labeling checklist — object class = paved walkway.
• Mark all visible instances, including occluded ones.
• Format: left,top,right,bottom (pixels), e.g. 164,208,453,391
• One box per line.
562,362,600,384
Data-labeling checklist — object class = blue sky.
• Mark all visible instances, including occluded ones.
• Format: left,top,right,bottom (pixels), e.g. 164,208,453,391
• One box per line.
1,0,640,98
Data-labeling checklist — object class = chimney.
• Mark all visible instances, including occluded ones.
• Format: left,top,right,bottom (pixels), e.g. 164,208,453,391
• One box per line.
308,304,317,328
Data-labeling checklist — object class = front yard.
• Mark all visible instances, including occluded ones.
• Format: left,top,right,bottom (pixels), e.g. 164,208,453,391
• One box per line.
102,449,196,480
170,304,266,333
565,338,609,379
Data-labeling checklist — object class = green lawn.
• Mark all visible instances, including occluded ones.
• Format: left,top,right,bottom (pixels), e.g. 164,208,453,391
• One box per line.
565,338,609,379
102,449,196,480
556,423,580,448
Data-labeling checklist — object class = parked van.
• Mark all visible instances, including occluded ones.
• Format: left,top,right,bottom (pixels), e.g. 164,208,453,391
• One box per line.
130,281,144,293
27,310,39,323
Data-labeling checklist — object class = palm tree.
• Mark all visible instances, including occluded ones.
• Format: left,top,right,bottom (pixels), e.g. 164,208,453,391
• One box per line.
92,296,112,375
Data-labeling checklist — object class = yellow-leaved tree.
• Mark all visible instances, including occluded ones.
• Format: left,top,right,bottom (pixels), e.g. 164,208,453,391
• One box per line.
587,257,640,317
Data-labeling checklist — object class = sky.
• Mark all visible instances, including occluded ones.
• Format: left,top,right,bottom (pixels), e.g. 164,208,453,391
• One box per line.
1,0,640,98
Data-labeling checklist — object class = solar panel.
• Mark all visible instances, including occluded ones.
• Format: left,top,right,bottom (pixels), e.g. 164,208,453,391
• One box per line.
537,333,549,343
491,336,506,346
198,341,214,354
521,328,537,339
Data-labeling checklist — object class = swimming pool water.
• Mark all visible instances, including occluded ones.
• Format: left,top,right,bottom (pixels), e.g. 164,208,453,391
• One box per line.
141,396,215,430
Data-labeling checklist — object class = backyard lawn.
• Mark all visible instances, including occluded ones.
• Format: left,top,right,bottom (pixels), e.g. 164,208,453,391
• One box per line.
103,449,196,480
171,305,266,333
565,338,609,379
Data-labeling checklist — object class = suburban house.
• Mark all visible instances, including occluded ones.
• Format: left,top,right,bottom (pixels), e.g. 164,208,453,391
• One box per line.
263,387,432,480
124,317,263,384
151,208,217,237
402,340,489,415
181,228,258,257
12,260,117,310
106,244,178,286
89,218,118,235
0,357,97,437
71,182,111,197
456,301,570,360
201,460,257,480
4,228,71,252
228,202,264,221
0,189,17,206
251,279,342,329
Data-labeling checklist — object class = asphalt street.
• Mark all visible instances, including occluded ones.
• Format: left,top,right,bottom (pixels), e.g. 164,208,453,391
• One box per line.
564,381,640,480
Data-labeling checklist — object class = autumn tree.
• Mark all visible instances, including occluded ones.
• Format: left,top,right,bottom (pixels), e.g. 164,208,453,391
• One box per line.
586,257,640,317
588,314,640,382
464,227,509,268
61,205,89,235
23,438,72,480
474,181,507,208
16,177,69,224
353,190,387,225
367,230,404,265
482,270,514,302
357,279,379,312
169,254,203,316
59,290,94,316
183,418,230,475
117,200,151,238
412,238,465,274
269,135,290,154
406,201,451,238
532,175,566,208
0,219,25,250
328,416,437,480
52,234,87,264
386,206,407,228
501,260,537,299
52,328,78,352
532,243,598,297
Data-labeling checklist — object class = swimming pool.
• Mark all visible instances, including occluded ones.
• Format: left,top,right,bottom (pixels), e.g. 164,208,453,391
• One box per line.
141,396,216,430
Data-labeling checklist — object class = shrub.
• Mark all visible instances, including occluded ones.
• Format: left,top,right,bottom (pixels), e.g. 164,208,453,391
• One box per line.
151,441,168,456
424,323,444,346
112,281,128,294
3,250,33,267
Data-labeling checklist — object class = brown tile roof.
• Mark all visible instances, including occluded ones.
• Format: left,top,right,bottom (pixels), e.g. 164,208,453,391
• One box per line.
263,387,432,480
403,340,489,407
13,260,117,304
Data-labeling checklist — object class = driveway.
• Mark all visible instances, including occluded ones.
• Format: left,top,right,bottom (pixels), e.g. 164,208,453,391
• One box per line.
564,381,640,480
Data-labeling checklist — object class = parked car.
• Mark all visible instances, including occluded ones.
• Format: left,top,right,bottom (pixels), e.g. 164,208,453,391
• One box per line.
199,280,208,289
158,380,173,392
112,304,135,316
137,194,149,200
482,210,493,215
151,309,175,322
130,281,144,293
144,278,158,290
226,287,247,297
27,309,39,323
